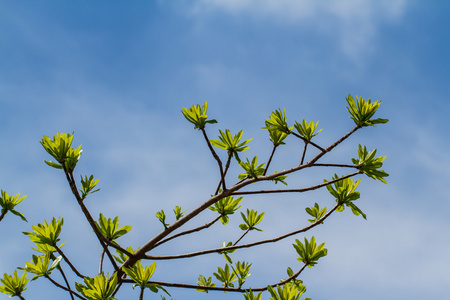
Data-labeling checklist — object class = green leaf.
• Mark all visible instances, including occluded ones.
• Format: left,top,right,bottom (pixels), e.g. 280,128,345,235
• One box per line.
75,273,118,300
240,209,264,232
262,109,293,134
95,213,131,241
181,102,217,130
23,217,64,246
293,119,322,141
196,275,215,293
352,144,389,183
293,237,327,268
209,195,242,225
79,175,101,200
346,94,388,127
0,190,27,222
238,156,265,179
210,129,252,157
0,270,28,297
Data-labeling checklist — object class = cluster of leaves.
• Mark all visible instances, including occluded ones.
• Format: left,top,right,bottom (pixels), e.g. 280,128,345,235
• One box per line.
18,254,62,281
75,273,118,300
156,206,187,229
352,144,389,183
23,217,64,247
181,103,217,130
209,195,243,225
305,203,327,224
95,214,132,242
293,237,327,268
240,209,265,232
41,132,82,172
0,271,28,297
123,261,169,295
0,190,27,222
210,129,252,162
238,157,265,179
346,95,388,127
325,175,365,219
293,120,322,141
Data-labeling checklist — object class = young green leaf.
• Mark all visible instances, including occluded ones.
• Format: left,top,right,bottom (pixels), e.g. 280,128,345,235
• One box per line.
239,209,265,232
262,109,293,134
238,157,265,179
18,254,62,281
210,129,252,161
293,236,327,268
181,102,217,130
79,175,100,200
95,213,132,242
209,196,243,225
23,217,64,246
0,270,28,297
346,94,389,127
0,190,27,222
305,203,327,224
196,275,216,293
75,273,118,300
352,144,389,183
213,264,237,289
293,119,322,141
324,174,366,219
173,206,187,220
156,210,169,229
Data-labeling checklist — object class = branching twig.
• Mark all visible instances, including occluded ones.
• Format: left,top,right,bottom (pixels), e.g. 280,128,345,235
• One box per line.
201,128,226,191
233,228,250,246
46,275,87,300
214,154,233,195
263,145,278,176
54,245,86,279
99,248,106,275
0,210,7,223
291,131,325,152
300,142,308,165
144,204,339,260
121,263,307,293
232,171,361,195
154,215,222,248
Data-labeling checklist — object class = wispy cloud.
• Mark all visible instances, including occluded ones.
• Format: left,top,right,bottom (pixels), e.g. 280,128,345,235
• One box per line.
189,0,409,62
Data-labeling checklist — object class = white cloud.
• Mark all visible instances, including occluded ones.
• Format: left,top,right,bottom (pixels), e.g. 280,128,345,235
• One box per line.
189,0,408,62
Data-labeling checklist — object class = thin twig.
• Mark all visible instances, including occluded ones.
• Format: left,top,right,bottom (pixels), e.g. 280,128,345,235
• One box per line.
99,248,106,275
291,131,325,152
233,228,250,246
263,145,278,176
300,142,308,165
122,263,307,293
54,245,86,279
312,163,357,168
201,128,226,191
215,154,233,195
154,215,222,248
0,210,7,222
139,286,145,300
232,171,361,195
46,275,87,300
51,253,75,300
62,167,129,269
144,204,339,260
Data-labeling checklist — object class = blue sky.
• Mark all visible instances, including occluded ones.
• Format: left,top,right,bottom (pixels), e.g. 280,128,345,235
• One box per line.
0,1,449,299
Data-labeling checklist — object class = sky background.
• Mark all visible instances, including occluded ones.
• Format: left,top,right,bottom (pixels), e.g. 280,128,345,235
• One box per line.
0,1,449,299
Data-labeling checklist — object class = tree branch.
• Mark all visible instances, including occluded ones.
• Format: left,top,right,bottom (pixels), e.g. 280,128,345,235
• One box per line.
201,128,226,191
46,275,87,300
300,142,308,165
232,171,361,195
144,204,339,260
215,153,233,195
263,145,278,176
121,263,307,293
291,131,325,152
154,215,222,248
54,245,86,279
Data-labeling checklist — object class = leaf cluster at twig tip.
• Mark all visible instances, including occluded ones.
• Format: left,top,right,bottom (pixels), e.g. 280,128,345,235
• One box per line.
238,157,265,179
0,190,27,222
41,132,82,172
23,217,64,246
95,213,132,242
352,144,389,184
181,102,218,130
209,195,243,225
294,119,322,141
262,108,293,134
75,273,118,300
305,203,327,224
325,174,366,219
346,94,389,127
0,270,28,297
210,129,252,162
80,175,100,200
293,237,327,268
239,209,265,232
18,254,62,281
123,261,170,295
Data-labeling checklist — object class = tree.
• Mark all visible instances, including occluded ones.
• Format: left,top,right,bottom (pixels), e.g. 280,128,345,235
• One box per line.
0,95,388,300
